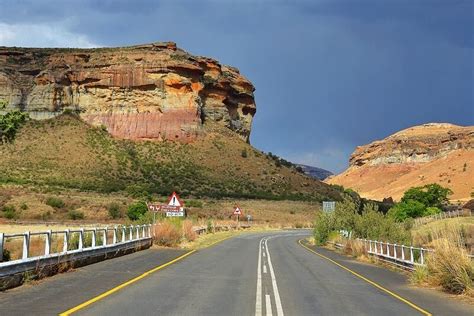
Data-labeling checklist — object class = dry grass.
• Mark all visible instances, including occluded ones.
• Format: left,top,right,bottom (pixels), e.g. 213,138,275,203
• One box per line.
412,217,474,253
153,222,182,247
342,239,368,259
182,220,197,242
426,238,473,295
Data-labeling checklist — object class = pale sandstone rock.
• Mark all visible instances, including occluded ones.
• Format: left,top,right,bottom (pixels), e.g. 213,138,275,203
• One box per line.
0,42,256,142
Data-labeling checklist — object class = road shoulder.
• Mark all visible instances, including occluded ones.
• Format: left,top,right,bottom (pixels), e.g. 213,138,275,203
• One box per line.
299,240,473,316
0,248,188,316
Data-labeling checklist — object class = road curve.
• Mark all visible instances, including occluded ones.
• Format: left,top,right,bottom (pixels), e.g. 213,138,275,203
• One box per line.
73,231,438,316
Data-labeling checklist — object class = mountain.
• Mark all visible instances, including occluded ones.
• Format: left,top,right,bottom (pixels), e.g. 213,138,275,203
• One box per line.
295,164,333,181
0,43,341,202
0,42,255,142
326,123,474,201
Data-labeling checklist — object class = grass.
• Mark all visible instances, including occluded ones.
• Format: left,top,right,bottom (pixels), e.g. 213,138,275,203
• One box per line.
425,238,473,295
0,115,340,202
411,217,473,250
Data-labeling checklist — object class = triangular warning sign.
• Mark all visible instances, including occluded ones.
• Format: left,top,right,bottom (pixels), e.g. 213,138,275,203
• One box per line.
233,206,242,215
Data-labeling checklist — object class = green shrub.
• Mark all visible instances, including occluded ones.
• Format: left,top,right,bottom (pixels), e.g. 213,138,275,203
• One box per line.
401,183,452,209
186,200,203,208
1,205,18,219
45,197,65,209
108,203,122,219
20,203,28,210
67,210,85,220
0,110,29,142
388,200,426,221
241,149,248,158
127,201,148,220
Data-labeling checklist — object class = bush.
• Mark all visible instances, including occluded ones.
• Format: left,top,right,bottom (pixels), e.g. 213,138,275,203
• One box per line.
127,201,148,220
1,205,18,219
108,203,122,219
314,198,410,245
186,200,203,208
183,220,197,242
45,197,65,209
241,149,248,158
388,200,426,221
0,110,29,142
153,222,182,247
426,239,473,294
67,210,85,220
401,184,452,208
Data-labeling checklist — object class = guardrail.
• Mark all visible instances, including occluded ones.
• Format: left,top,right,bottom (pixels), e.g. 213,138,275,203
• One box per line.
358,239,431,270
0,224,152,265
413,209,472,227
331,237,473,271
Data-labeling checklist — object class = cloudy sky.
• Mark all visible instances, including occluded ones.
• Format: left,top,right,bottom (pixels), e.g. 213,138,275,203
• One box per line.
1,0,473,173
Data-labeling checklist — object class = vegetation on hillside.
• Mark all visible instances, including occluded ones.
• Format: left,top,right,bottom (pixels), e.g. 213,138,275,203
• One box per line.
0,100,29,143
0,114,340,202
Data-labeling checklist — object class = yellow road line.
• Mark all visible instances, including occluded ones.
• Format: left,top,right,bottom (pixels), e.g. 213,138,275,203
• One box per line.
60,235,234,315
298,239,432,316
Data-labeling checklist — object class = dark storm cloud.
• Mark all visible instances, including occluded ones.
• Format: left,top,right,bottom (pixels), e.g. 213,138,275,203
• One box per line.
1,0,473,172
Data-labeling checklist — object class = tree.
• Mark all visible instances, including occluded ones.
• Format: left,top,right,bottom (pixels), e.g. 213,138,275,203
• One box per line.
388,200,427,221
401,183,452,208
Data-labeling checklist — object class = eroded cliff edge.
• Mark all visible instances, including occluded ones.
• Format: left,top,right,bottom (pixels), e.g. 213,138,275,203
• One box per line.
0,42,256,142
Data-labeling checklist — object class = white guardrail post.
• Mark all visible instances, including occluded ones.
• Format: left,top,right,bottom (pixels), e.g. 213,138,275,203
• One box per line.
45,230,52,255
113,227,117,244
0,232,4,262
122,226,126,242
92,229,97,248
22,232,30,260
129,225,133,241
79,229,84,250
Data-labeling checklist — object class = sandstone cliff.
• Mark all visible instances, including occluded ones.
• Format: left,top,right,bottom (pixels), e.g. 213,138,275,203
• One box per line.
0,42,256,142
327,123,474,201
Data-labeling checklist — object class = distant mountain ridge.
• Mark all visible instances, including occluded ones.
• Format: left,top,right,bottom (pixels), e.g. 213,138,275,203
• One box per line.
296,164,333,181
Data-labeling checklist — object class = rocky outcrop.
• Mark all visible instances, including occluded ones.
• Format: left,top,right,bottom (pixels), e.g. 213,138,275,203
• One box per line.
349,123,474,167
0,42,256,142
327,123,474,201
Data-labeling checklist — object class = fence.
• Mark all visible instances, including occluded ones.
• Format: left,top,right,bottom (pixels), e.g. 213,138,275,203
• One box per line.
413,209,472,227
0,224,152,265
358,239,431,270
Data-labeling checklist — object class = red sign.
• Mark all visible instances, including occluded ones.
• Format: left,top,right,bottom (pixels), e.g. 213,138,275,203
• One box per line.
233,206,243,215
160,205,181,213
146,203,161,212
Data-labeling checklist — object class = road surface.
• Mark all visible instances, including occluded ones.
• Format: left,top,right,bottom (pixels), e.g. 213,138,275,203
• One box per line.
1,230,472,315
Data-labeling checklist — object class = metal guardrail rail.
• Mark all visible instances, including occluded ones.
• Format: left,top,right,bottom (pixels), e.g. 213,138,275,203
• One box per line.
358,239,431,270
0,224,152,266
330,238,473,271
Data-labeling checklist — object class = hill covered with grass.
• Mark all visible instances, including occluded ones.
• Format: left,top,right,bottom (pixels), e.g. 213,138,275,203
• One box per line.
0,114,340,202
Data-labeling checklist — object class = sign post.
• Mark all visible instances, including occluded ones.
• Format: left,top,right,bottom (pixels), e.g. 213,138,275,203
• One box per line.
233,206,242,224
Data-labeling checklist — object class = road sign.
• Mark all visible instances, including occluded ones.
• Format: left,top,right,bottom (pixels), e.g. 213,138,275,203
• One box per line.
146,203,162,212
233,206,242,215
322,201,336,212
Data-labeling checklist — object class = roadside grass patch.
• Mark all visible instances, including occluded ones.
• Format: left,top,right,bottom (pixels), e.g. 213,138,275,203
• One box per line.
426,238,473,295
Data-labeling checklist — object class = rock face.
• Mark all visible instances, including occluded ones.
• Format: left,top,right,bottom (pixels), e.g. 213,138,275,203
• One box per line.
327,123,474,201
0,42,256,142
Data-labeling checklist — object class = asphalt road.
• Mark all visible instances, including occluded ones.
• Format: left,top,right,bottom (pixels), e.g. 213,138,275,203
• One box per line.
1,230,472,315
73,231,471,316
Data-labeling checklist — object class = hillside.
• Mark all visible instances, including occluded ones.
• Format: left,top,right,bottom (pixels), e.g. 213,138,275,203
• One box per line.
0,114,340,202
327,123,474,201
